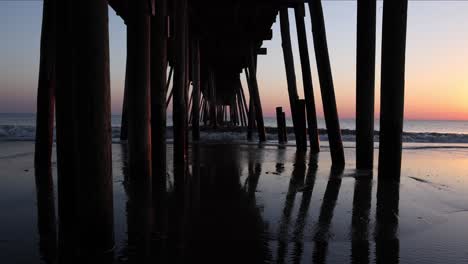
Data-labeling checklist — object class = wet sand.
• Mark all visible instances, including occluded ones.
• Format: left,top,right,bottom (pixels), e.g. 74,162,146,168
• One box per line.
0,141,468,263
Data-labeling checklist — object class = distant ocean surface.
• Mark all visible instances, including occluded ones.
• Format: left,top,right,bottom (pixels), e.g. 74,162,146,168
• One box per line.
1,113,468,144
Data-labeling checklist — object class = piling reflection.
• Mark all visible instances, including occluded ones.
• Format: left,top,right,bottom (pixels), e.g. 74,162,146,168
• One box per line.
375,179,400,264
188,145,271,263
277,151,307,263
121,143,152,264
34,166,57,264
31,143,408,263
292,154,318,264
351,175,373,264
312,167,344,264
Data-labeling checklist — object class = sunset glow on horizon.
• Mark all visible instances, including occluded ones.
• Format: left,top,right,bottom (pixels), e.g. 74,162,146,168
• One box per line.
1,1,467,121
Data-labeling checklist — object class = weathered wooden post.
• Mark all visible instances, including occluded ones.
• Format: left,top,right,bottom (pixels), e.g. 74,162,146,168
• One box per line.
35,0,55,179
34,1,57,252
35,1,57,258
308,0,345,168
246,49,266,142
279,8,301,148
245,69,255,141
378,0,408,180
276,107,285,143
208,69,218,128
294,3,320,153
151,0,168,242
173,0,188,193
120,57,129,141
296,99,308,151
192,39,201,140
55,0,114,261
356,0,377,170
281,111,288,143
127,0,153,260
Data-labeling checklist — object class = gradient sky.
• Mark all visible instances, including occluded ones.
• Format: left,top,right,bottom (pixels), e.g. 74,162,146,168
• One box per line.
1,1,467,120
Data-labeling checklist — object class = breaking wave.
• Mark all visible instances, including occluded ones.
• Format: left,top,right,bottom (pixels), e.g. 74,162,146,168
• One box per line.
2,125,468,145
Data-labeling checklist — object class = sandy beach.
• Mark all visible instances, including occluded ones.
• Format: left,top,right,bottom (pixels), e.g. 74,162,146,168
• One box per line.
1,141,467,263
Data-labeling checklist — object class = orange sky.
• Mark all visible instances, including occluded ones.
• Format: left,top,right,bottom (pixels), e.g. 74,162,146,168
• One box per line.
1,2,467,121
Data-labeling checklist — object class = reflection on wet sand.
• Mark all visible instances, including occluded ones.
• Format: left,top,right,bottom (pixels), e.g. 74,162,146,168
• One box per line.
34,144,403,263
277,151,307,264
34,165,57,264
375,179,400,264
292,154,318,264
351,175,372,264
312,167,344,264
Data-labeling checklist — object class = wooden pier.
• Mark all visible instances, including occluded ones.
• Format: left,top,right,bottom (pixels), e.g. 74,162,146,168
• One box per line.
34,0,409,261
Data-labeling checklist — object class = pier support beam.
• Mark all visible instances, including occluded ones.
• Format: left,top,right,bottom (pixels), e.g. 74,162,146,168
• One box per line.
191,39,201,140
308,0,345,168
126,0,153,260
279,8,302,149
120,57,129,141
35,0,56,175
356,0,377,170
378,0,409,180
35,0,56,260
151,0,168,239
294,4,320,153
173,0,188,193
55,0,114,261
246,49,266,142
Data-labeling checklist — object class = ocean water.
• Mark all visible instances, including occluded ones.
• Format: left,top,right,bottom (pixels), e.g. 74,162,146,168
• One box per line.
1,113,467,145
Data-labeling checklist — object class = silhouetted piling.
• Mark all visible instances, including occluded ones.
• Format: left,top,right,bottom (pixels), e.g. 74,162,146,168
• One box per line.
308,0,345,169
247,49,266,142
378,0,408,180
151,0,168,221
281,112,288,142
35,0,55,177
296,99,308,151
127,0,152,206
279,8,301,149
35,4,57,258
191,39,201,140
173,0,188,193
120,58,129,141
245,69,255,141
55,0,114,261
356,0,377,170
294,3,320,153
276,107,285,143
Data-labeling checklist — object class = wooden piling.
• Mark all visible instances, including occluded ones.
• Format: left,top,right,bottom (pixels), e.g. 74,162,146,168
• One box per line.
378,0,408,180
356,0,377,170
55,0,114,261
35,0,56,176
294,3,320,153
279,8,301,148
192,39,201,140
296,100,308,151
208,69,218,128
120,60,129,141
276,107,285,143
281,111,288,143
308,0,345,168
35,1,57,260
151,0,168,213
126,0,154,259
247,50,266,142
173,0,188,193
